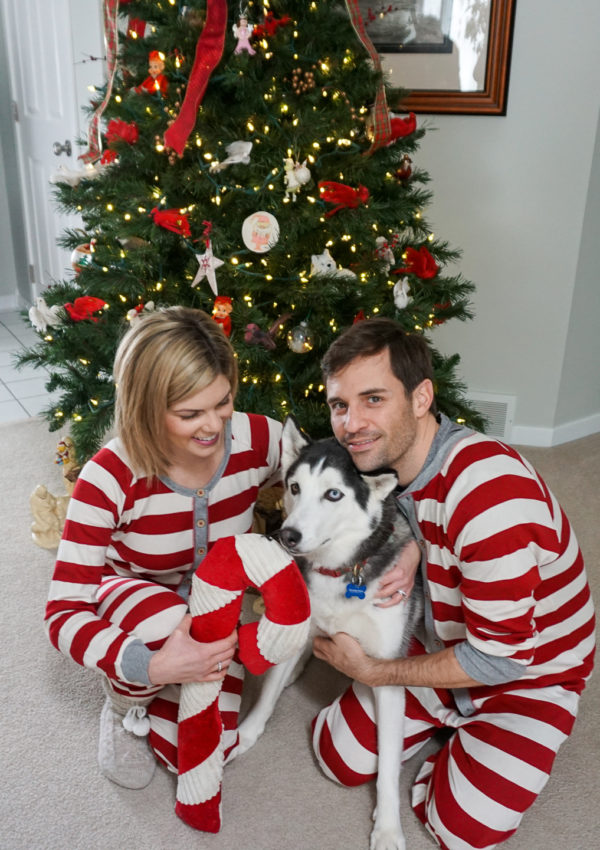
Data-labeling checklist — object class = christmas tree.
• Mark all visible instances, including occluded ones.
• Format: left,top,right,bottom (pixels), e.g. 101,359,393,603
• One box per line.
18,0,484,464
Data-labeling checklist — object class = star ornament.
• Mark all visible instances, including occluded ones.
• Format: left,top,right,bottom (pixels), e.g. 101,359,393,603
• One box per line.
191,242,224,295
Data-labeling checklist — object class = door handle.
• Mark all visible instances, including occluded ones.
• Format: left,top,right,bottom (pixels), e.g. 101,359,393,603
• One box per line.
53,140,72,157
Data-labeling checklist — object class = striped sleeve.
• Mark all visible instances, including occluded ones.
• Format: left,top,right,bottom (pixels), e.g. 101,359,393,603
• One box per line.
439,439,563,666
44,445,148,683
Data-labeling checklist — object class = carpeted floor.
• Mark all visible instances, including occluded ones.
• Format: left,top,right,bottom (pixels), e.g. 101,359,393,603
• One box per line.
1,417,598,850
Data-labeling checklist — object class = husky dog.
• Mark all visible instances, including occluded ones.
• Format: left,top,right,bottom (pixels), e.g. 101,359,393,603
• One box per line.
233,417,422,850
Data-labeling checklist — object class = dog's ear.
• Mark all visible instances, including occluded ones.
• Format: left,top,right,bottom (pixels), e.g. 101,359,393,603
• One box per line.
362,469,398,502
281,415,311,477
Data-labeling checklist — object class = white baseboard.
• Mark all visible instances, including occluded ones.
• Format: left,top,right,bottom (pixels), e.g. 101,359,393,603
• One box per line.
512,412,600,447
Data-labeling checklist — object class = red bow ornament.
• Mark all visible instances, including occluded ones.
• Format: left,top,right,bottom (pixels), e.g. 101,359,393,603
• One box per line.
318,181,370,217
151,208,192,238
253,12,292,38
64,296,107,322
396,246,439,279
105,119,139,146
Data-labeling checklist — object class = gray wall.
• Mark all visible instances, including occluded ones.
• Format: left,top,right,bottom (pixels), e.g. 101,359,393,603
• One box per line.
416,0,600,444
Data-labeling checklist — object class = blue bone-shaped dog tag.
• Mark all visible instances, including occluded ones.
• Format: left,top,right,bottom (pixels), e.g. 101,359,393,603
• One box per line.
345,582,367,599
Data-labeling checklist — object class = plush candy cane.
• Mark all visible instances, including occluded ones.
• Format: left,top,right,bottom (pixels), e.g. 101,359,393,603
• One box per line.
175,534,311,832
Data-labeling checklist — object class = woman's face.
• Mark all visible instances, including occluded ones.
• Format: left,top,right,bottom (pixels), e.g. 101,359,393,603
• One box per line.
164,374,233,466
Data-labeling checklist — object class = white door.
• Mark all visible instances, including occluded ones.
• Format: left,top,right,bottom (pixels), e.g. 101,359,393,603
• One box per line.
1,0,102,299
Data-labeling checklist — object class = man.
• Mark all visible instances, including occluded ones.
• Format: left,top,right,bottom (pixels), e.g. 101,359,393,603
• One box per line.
312,317,595,850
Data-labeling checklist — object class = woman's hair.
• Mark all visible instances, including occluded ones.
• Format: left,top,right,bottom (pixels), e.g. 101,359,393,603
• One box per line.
113,306,238,479
321,317,437,415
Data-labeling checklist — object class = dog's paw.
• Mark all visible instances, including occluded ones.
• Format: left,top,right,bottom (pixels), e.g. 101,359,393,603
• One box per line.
369,826,406,850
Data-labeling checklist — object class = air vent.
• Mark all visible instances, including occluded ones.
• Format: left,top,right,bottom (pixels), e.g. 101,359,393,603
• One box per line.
467,392,516,442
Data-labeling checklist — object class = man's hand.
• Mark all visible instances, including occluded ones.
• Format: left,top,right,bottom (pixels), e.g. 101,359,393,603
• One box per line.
148,614,237,685
374,539,421,608
313,632,381,687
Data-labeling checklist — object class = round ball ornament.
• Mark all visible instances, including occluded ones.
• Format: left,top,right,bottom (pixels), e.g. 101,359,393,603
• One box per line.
242,211,279,253
287,321,314,354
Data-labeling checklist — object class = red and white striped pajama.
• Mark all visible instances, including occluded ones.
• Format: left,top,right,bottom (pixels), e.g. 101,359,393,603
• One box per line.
45,411,282,771
311,421,595,849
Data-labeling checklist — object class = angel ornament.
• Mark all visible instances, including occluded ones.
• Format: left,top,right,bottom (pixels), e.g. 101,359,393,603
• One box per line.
283,158,311,201
233,15,256,55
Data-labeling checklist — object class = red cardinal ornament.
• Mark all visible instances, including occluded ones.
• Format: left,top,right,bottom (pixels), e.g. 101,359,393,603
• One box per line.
64,296,107,322
318,181,370,217
396,246,439,279
151,208,191,238
389,112,417,141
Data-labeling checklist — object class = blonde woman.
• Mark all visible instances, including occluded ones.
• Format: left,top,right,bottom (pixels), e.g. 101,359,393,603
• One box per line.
45,307,282,789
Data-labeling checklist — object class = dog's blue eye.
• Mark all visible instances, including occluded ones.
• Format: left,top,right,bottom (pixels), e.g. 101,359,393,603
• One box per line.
290,482,300,495
324,489,343,501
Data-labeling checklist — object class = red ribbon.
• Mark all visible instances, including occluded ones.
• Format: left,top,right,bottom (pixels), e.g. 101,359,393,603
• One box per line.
344,0,392,154
80,0,120,163
164,0,228,155
318,181,370,217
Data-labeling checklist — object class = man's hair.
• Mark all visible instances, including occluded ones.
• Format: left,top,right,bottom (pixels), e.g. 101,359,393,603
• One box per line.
321,317,437,414
113,306,238,479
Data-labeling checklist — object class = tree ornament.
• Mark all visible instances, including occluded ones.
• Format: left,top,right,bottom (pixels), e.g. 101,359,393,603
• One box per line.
28,297,64,333
290,66,316,94
283,158,311,201
241,211,279,253
393,277,412,310
209,140,253,172
64,296,107,323
134,50,168,95
287,321,314,354
49,161,106,187
310,248,356,280
366,111,416,146
151,207,192,238
396,245,439,279
192,242,224,295
375,236,396,273
126,301,155,326
253,11,291,38
233,15,256,55
244,314,290,350
395,154,413,183
212,295,233,336
318,181,369,217
70,242,94,273
105,118,139,146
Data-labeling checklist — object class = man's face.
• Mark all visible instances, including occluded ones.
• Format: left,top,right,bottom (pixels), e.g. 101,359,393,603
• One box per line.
326,350,420,476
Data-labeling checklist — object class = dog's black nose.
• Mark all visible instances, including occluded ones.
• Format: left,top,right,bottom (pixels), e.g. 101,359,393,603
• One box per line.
280,527,301,550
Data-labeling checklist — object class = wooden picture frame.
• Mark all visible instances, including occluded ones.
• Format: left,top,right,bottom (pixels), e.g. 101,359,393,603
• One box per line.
364,0,517,116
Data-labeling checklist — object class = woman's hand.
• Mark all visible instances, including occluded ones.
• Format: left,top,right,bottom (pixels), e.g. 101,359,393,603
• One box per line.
148,614,237,685
374,539,421,608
